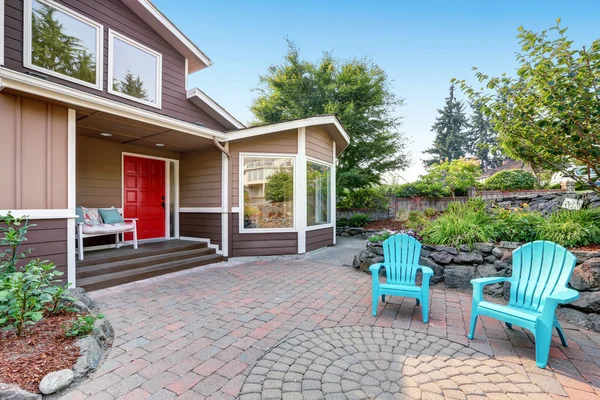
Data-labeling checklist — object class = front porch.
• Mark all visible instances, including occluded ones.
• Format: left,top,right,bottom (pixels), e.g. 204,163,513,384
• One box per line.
76,239,223,292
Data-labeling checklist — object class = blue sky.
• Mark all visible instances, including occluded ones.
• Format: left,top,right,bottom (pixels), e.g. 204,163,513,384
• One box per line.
155,0,600,182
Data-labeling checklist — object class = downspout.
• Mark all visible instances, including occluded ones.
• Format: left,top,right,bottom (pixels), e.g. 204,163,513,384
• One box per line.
214,137,231,258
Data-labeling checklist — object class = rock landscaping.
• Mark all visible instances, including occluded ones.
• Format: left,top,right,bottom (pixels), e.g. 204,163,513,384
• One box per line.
354,238,600,333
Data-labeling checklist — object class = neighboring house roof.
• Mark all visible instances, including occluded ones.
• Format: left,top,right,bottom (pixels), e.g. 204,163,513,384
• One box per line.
187,88,245,130
478,160,529,180
121,0,212,73
225,115,351,155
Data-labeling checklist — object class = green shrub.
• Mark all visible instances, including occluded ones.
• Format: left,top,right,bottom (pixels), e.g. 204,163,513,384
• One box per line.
337,217,350,227
421,200,496,249
338,188,389,210
65,313,104,337
538,209,600,248
406,211,428,231
493,208,544,243
348,213,370,227
424,207,437,218
484,170,536,191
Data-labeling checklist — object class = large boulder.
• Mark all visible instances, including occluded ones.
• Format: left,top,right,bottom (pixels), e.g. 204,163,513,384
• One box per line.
359,257,384,274
474,243,495,254
499,241,521,249
419,257,443,284
434,245,458,255
453,251,484,265
39,369,74,395
571,250,600,265
444,265,476,289
570,258,600,291
491,247,504,258
72,336,103,380
556,307,593,330
0,384,41,400
569,291,600,313
477,263,501,278
352,254,360,269
430,251,453,264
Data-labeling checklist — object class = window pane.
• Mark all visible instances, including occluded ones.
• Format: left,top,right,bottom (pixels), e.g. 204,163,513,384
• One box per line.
243,156,294,229
31,0,98,84
307,162,331,226
111,36,158,103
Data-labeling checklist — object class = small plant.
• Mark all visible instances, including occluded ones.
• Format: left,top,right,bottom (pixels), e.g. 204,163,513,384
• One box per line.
46,284,76,314
394,208,409,222
406,211,428,231
538,209,600,248
337,217,350,227
424,207,437,218
65,313,104,337
0,213,34,275
368,229,422,243
348,213,370,227
493,208,544,243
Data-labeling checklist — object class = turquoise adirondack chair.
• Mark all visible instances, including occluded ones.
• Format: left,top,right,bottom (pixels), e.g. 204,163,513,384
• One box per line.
468,241,579,368
369,234,434,322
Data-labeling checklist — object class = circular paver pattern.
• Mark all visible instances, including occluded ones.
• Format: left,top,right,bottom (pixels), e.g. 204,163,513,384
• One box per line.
240,326,549,400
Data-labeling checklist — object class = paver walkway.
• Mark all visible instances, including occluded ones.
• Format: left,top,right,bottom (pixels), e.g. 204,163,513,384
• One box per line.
58,260,600,400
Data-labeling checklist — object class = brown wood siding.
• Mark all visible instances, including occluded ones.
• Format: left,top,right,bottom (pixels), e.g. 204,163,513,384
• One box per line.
4,0,227,131
229,129,298,207
306,227,334,252
179,212,222,249
306,127,334,164
5,219,68,280
0,93,68,210
76,135,179,208
231,213,298,256
180,147,222,208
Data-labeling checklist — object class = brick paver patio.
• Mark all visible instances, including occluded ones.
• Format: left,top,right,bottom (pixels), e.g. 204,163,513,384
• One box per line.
58,260,600,399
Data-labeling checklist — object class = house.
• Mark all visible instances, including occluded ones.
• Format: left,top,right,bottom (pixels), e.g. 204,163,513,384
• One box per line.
476,160,533,183
0,0,350,288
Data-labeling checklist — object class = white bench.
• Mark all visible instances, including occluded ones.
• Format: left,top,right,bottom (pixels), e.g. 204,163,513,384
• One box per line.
76,207,138,261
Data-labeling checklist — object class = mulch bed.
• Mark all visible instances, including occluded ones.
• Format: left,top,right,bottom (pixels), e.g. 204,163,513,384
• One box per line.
0,313,81,393
572,244,600,252
363,219,407,231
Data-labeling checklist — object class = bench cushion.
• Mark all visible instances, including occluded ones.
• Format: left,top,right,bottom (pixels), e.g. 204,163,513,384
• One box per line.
82,222,135,235
80,206,103,226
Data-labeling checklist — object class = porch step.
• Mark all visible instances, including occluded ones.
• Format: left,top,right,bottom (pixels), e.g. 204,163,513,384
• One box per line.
77,253,224,292
77,241,208,267
76,247,216,279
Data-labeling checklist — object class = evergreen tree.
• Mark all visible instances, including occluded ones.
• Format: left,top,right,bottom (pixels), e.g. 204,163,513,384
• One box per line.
467,102,505,171
423,85,469,166
113,70,149,101
251,41,409,191
31,2,96,84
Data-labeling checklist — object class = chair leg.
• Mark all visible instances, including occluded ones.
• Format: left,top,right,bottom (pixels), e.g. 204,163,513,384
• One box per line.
416,298,420,306
468,313,478,340
421,294,429,324
535,328,553,369
506,322,513,329
382,295,386,302
372,289,379,317
555,320,568,347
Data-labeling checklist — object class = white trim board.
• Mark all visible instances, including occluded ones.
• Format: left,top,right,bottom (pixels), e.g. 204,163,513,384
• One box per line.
23,0,104,91
187,88,244,130
108,29,163,109
0,68,227,141
0,0,5,66
0,210,78,219
179,207,224,213
297,127,307,254
67,109,77,286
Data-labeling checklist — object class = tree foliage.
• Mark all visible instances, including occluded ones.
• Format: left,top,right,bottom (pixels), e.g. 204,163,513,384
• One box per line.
251,40,409,191
467,102,506,171
264,169,293,203
113,70,149,101
423,85,469,166
455,20,600,193
484,170,536,191
31,2,96,84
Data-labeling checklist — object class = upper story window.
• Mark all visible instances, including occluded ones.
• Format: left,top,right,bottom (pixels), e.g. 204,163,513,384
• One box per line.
24,0,103,90
108,30,162,108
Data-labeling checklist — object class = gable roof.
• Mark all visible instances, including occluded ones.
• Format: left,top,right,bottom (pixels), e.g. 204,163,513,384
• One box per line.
478,160,527,179
121,0,212,73
225,115,350,155
187,88,245,130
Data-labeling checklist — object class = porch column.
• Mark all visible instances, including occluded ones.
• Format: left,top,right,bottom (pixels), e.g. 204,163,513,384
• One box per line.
67,108,77,286
297,127,307,254
221,142,229,257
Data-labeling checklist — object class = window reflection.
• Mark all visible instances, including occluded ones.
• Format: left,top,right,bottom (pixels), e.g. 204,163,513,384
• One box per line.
307,162,331,226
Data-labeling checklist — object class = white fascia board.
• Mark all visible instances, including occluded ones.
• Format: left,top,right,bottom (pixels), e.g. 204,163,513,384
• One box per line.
0,68,227,141
225,115,350,145
187,88,245,130
123,0,212,72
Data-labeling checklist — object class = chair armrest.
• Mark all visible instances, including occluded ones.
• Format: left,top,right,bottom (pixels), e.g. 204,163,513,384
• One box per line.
418,265,434,276
547,289,579,304
369,263,384,274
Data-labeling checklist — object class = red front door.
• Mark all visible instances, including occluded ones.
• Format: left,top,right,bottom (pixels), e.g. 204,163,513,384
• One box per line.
123,155,166,240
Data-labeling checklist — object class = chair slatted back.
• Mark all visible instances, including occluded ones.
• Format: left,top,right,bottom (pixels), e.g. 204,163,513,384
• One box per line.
509,241,577,312
382,234,422,285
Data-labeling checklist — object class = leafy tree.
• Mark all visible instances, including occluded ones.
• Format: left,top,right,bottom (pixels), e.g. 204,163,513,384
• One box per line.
251,40,409,191
423,85,469,166
31,2,96,84
455,20,600,193
484,170,536,191
264,169,293,203
113,70,149,101
420,158,481,197
467,102,506,171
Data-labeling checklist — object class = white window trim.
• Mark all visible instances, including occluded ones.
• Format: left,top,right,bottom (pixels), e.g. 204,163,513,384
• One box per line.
0,0,5,66
108,29,162,109
239,152,297,234
306,156,334,230
23,0,103,90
